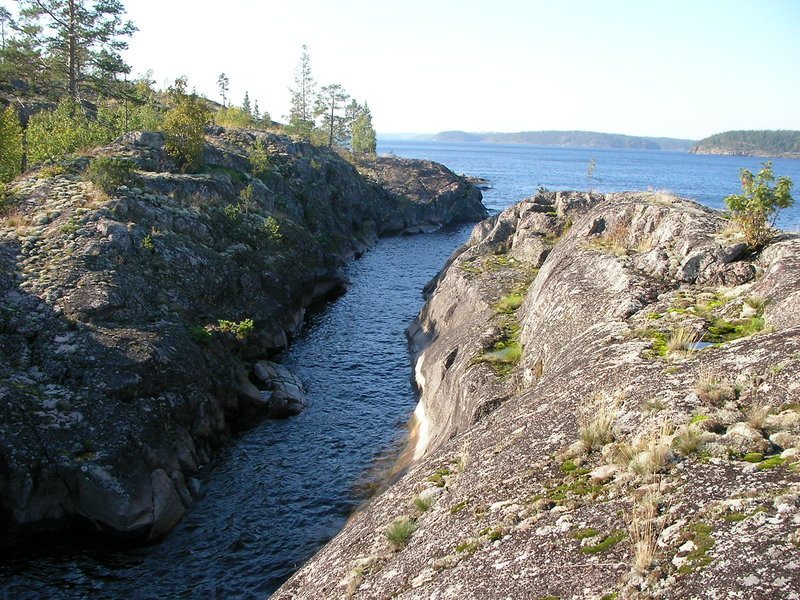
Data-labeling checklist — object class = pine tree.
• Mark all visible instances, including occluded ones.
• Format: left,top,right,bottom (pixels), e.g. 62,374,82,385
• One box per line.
16,0,136,101
351,103,376,155
217,73,229,107
253,100,260,120
342,99,361,148
315,83,349,148
242,91,251,116
0,6,11,50
0,104,24,182
287,44,316,140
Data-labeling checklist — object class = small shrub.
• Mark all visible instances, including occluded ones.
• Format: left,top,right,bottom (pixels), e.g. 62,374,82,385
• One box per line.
60,216,79,234
725,161,794,250
224,204,241,221
0,105,24,183
140,234,155,251
385,517,417,549
217,318,254,339
163,78,213,172
250,138,271,176
188,325,212,345
0,184,18,216
86,156,137,192
262,215,283,245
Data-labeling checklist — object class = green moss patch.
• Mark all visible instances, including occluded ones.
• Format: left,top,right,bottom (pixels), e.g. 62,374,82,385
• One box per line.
757,456,786,470
580,530,626,554
706,316,765,343
427,467,452,487
571,528,599,540
677,522,715,574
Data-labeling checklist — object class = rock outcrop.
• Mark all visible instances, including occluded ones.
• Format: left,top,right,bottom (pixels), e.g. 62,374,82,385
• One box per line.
276,191,800,600
0,128,487,541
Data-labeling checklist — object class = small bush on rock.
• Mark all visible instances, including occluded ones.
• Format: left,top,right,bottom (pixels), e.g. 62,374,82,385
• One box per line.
725,161,794,250
218,318,254,339
86,156,137,192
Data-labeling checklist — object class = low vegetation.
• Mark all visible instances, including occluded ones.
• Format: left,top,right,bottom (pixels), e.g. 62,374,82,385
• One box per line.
385,516,417,550
725,161,794,249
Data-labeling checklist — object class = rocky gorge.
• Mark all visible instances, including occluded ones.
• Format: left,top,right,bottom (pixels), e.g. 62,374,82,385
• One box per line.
0,128,487,542
276,191,800,599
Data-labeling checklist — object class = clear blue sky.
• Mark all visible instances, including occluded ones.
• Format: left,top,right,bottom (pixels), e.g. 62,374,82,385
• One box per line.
119,0,798,139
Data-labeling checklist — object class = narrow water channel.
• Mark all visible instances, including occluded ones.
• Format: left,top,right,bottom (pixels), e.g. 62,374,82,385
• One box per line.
0,226,473,599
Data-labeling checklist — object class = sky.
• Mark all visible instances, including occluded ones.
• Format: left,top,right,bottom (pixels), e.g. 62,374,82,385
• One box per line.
111,0,799,139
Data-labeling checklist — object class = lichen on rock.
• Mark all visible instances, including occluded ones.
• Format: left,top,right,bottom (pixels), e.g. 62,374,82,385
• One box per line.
0,127,487,541
276,191,800,600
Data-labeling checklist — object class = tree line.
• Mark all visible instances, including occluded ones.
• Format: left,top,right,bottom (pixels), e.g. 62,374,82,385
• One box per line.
0,1,377,186
692,130,800,158
285,44,376,154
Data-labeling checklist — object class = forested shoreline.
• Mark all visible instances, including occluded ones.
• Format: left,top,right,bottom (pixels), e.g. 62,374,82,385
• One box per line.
691,130,800,159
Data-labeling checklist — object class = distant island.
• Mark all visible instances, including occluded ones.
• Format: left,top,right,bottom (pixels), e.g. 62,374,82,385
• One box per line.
431,130,695,152
690,130,800,159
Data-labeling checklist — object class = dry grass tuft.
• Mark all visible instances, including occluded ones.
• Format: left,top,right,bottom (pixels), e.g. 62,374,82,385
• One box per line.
628,495,659,574
672,424,704,456
628,422,673,479
666,327,700,357
695,377,737,405
746,402,772,430
578,394,617,452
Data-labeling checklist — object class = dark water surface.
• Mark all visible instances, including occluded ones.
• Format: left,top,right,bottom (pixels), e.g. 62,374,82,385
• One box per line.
0,227,474,599
3,141,799,598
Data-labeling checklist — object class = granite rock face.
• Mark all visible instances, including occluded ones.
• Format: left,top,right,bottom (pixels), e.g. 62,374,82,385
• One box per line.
276,191,800,600
0,129,486,540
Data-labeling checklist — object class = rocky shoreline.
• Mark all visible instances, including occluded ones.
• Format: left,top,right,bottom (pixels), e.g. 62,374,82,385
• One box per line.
0,128,487,541
276,191,800,600
689,146,800,160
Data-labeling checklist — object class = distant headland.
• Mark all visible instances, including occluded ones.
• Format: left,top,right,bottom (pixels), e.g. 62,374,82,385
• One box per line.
428,130,696,151
380,129,800,159
690,130,800,159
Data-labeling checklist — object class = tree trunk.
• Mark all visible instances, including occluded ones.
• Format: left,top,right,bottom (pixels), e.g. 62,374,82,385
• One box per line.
68,0,78,101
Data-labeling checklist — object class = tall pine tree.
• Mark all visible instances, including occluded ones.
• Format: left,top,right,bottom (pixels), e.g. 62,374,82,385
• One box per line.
16,0,136,100
315,83,349,148
287,44,316,140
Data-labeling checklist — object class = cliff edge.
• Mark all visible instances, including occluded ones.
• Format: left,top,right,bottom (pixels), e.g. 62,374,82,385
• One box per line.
0,129,487,541
276,191,800,600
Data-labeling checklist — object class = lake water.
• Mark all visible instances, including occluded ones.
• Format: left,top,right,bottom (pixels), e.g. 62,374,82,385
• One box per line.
379,140,800,231
1,141,798,599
